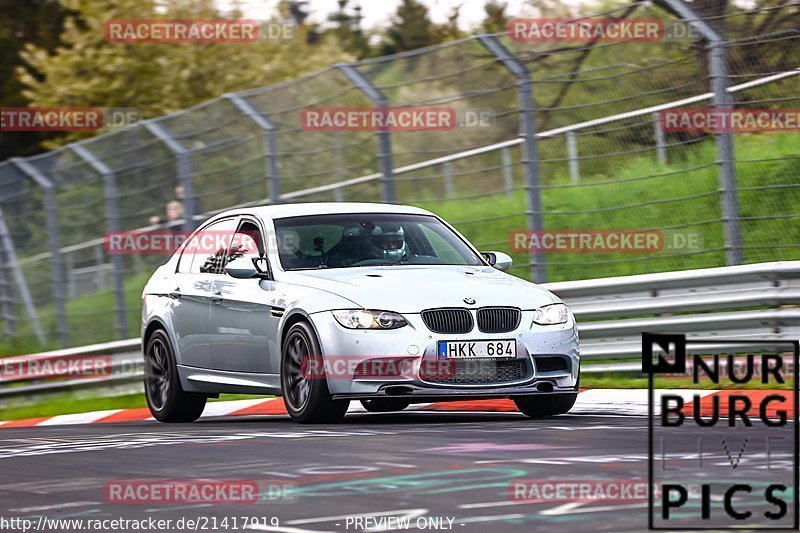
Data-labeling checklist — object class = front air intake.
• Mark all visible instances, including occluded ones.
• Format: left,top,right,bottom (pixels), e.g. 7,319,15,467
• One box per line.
534,356,571,373
419,359,529,384
421,308,474,334
476,307,521,333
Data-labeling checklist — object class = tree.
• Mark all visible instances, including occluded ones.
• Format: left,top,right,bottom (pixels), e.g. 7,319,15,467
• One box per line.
0,0,70,159
439,2,465,41
525,0,573,18
327,0,369,57
482,1,509,34
17,0,352,148
380,0,440,55
281,0,310,25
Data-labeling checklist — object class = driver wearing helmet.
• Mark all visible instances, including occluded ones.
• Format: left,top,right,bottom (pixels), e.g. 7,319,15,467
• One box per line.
368,224,407,262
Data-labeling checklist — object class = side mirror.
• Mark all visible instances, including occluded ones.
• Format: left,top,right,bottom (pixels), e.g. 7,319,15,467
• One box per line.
481,251,513,272
225,257,262,279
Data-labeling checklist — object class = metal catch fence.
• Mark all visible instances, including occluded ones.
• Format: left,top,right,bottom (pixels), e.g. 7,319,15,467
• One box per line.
0,1,797,352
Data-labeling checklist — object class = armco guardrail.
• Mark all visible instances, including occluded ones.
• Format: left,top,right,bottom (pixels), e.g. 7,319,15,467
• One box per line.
0,338,141,398
552,261,800,359
1,261,799,398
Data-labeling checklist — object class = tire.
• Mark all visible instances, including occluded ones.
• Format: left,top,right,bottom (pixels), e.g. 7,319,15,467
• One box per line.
360,399,411,412
281,321,349,423
144,329,206,423
514,393,577,418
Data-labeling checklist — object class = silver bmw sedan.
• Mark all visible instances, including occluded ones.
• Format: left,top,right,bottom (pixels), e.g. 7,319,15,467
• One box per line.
141,203,580,423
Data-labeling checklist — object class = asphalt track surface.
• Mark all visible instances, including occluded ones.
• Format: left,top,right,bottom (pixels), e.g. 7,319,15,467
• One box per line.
0,410,795,532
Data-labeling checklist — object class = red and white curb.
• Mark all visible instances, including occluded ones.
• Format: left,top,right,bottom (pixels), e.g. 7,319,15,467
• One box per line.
0,389,789,429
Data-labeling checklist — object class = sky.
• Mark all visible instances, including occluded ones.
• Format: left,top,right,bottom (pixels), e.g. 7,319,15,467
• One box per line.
218,0,543,31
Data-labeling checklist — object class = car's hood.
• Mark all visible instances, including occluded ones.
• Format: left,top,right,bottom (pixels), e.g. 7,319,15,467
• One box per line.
280,265,558,313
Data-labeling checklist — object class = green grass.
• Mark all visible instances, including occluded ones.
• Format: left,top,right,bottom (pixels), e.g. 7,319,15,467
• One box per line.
429,133,800,281
0,394,147,421
1,271,152,356
1,133,798,356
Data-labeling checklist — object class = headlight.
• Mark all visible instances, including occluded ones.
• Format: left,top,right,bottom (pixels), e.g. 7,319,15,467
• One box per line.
332,309,408,329
532,303,570,325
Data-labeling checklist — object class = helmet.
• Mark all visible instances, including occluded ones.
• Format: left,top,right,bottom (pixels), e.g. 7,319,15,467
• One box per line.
370,225,406,261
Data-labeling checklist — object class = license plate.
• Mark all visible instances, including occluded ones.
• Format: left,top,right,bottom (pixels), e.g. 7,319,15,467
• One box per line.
437,340,516,359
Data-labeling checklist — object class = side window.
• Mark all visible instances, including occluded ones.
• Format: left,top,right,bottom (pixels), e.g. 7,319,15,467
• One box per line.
224,220,264,269
188,218,238,275
176,232,197,273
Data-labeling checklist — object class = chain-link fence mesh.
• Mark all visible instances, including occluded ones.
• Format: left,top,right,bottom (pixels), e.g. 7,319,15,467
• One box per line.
0,1,797,353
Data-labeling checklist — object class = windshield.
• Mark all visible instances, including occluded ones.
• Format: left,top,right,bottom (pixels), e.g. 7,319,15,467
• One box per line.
273,213,484,270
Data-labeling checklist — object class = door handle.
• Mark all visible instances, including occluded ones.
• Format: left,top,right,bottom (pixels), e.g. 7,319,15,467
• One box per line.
169,288,181,299
211,291,223,304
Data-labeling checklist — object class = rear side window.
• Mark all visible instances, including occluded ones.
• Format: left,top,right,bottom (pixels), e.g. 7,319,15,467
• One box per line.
177,218,238,275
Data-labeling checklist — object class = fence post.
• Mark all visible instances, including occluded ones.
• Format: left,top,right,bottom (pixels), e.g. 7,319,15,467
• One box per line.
501,147,514,195
709,42,742,265
71,144,129,340
443,162,454,199
566,131,579,184
0,249,14,337
478,34,546,283
653,112,667,165
660,0,742,265
0,205,45,344
94,244,104,289
224,93,281,204
11,158,69,346
144,122,198,231
66,252,75,299
334,133,346,202
336,63,396,204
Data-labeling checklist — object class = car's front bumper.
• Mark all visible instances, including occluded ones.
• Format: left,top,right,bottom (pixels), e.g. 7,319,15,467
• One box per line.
310,309,580,398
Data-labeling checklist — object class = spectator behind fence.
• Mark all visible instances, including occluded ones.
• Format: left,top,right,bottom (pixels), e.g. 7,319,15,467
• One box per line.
149,200,185,227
